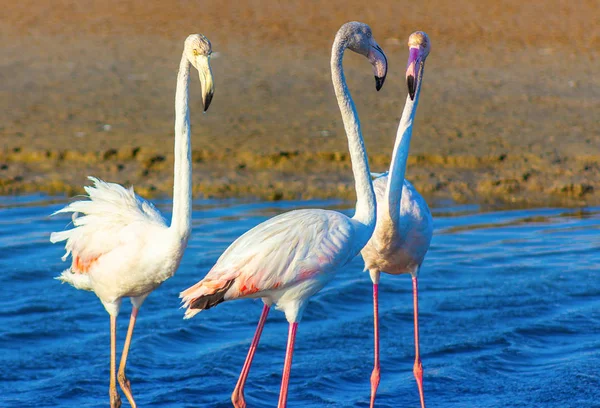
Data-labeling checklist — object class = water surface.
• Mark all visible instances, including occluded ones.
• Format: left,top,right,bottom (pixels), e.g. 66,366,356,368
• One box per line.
1,195,599,407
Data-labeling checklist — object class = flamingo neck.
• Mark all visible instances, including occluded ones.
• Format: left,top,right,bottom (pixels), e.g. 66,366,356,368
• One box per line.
331,37,376,231
384,72,424,226
170,52,192,243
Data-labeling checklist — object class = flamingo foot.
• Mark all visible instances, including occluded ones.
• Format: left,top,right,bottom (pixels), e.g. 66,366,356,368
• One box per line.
231,387,246,408
110,388,122,408
369,364,380,408
117,372,137,408
413,358,425,408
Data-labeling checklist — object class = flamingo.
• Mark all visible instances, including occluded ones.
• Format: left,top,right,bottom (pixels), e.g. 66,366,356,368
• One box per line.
50,34,215,408
180,21,388,408
360,31,432,408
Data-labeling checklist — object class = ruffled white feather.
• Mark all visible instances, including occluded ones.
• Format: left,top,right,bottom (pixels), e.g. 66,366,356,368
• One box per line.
51,177,166,263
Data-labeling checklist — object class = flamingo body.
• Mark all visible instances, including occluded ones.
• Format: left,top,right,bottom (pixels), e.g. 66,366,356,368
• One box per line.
51,177,181,314
362,176,432,277
182,209,368,322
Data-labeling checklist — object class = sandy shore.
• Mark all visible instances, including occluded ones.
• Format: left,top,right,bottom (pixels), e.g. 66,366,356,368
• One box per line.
1,0,599,207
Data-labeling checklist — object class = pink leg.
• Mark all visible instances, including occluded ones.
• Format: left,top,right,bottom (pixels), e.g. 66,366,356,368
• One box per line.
370,283,380,408
231,304,271,408
277,322,299,408
118,307,139,408
110,315,122,408
412,276,426,408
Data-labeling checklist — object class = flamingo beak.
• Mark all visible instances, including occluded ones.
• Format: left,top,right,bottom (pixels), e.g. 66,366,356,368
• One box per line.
406,47,421,100
196,55,214,112
368,43,388,91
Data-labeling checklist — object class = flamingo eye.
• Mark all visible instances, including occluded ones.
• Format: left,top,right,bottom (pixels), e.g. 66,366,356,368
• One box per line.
192,49,200,57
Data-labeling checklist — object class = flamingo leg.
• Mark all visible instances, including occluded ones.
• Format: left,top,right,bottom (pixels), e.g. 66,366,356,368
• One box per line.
110,315,122,408
117,307,139,408
231,304,271,408
412,276,426,408
370,283,380,408
277,322,299,408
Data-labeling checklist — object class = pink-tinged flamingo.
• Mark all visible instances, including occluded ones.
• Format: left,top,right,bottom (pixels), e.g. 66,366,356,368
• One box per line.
360,31,433,408
179,21,388,408
50,34,215,408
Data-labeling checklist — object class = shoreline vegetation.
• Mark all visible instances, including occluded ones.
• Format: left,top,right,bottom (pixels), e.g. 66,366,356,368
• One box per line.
2,146,598,207
2,0,598,208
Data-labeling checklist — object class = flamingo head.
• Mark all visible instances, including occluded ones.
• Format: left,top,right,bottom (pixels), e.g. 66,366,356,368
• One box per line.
406,31,431,100
339,22,388,91
184,34,214,111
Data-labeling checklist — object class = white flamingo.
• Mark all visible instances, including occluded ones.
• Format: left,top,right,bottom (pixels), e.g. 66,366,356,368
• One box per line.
50,34,215,408
180,21,388,408
360,31,432,408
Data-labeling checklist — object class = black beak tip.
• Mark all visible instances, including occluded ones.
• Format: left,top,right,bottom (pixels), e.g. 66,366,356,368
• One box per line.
407,75,416,100
375,75,386,92
203,91,214,112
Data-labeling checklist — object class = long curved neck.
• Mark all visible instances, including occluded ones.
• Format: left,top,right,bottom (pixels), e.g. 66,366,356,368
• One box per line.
331,38,376,229
170,52,192,242
384,72,424,226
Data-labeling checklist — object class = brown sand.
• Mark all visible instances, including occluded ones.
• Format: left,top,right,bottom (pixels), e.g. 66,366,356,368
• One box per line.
1,0,599,207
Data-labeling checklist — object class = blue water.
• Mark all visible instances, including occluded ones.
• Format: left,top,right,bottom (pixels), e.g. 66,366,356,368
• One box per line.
1,195,599,408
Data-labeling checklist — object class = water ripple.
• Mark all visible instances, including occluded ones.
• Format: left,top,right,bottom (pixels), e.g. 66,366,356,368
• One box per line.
1,197,599,407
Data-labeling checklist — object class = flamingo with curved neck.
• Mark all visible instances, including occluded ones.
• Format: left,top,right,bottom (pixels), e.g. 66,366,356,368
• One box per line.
50,34,214,408
180,21,387,408
360,31,433,408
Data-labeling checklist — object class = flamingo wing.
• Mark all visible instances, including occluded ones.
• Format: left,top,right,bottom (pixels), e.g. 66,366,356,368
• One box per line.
51,177,167,274
180,209,357,313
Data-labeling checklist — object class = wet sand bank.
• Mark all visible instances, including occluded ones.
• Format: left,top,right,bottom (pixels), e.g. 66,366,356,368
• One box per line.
1,0,599,207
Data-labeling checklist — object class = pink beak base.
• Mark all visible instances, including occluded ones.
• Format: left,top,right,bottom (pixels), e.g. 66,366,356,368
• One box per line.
406,47,420,100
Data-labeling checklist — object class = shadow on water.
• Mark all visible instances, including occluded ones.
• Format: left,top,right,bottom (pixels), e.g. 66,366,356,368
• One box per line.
0,195,599,407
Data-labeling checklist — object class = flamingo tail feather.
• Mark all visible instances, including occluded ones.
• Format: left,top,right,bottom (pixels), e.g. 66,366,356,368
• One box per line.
180,279,235,319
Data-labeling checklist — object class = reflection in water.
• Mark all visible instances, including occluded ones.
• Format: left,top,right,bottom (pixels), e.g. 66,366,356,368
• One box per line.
0,196,599,408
